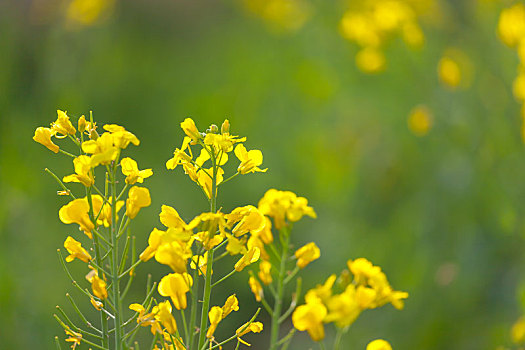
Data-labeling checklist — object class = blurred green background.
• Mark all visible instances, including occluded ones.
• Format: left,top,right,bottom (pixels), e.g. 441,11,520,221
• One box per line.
1,0,525,349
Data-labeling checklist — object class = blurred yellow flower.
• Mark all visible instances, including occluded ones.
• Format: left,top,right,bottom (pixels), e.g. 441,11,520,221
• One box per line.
125,186,151,219
155,241,192,273
66,0,114,26
292,295,327,341
235,247,261,272
512,317,525,344
367,339,393,350
295,242,320,268
498,3,525,48
438,56,461,89
90,296,103,310
355,47,386,74
242,0,310,33
513,73,525,101
258,260,273,285
236,321,263,346
86,270,107,300
64,236,92,263
407,105,433,136
249,275,263,302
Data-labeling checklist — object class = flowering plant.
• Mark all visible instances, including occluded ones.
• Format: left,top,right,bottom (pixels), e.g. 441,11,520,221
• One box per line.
34,111,408,350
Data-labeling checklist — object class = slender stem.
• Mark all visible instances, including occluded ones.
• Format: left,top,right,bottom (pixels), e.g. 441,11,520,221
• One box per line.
209,308,261,350
279,277,302,324
65,293,102,334
319,340,327,350
110,161,123,350
54,336,63,350
45,168,76,199
59,148,76,158
197,146,218,350
270,228,290,350
211,269,236,288
180,308,189,347
119,259,141,279
333,327,348,350
188,256,199,350
219,172,239,186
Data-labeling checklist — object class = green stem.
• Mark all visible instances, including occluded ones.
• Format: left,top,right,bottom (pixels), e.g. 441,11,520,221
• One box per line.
211,269,236,288
188,255,199,350
270,228,290,350
197,146,218,350
110,162,123,350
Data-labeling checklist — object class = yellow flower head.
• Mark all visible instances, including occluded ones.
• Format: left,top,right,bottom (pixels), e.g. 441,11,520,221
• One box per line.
64,236,92,263
64,327,82,349
234,144,267,174
140,228,165,262
52,110,77,137
225,233,248,256
347,258,382,285
121,157,153,185
33,127,59,153
63,155,94,187
236,321,263,346
305,274,336,304
407,105,433,137
129,303,160,334
295,242,320,269
126,186,151,219
82,132,119,167
153,300,178,335
159,205,187,230
59,198,94,238
188,212,227,249
355,47,386,74
206,306,223,339
340,12,381,47
258,189,316,229
86,270,108,300
438,56,461,89
155,240,193,273
181,118,201,144
226,205,266,237
196,166,224,199
166,137,192,170
222,294,240,318
512,316,525,344
258,260,273,285
91,195,124,228
498,3,525,48
158,273,193,310
103,124,140,149
292,296,327,342
249,275,263,302
190,251,212,276
235,247,261,272
324,285,360,328
90,297,103,310
366,339,392,350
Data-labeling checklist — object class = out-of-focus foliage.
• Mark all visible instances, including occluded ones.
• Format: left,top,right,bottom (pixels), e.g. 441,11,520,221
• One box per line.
2,0,525,349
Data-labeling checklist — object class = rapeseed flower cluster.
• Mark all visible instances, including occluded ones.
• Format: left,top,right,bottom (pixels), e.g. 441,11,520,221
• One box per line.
498,3,525,141
339,0,426,73
36,112,408,349
292,258,407,347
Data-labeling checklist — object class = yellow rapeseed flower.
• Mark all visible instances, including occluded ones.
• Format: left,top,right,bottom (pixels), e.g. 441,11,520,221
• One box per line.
66,0,114,26
82,132,119,167
103,124,140,149
64,327,82,349
355,47,386,74
258,189,316,229
155,241,192,273
438,56,461,89
292,296,327,341
226,205,266,237
236,321,263,346
180,118,200,144
129,303,161,334
33,127,59,153
51,110,77,137
498,3,525,48
158,273,193,310
234,144,267,174
190,252,212,276
407,105,433,136
152,300,178,335
91,195,124,228
235,247,261,272
305,274,336,304
120,157,153,185
59,198,94,238
197,167,224,199
366,339,393,350
125,186,151,219
295,242,320,268
222,294,240,318
159,205,186,230
512,317,525,344
63,236,92,263
324,285,361,328
166,137,192,170
63,155,94,187
86,269,108,300
206,306,223,339
258,260,273,285
249,275,263,302
90,297,103,310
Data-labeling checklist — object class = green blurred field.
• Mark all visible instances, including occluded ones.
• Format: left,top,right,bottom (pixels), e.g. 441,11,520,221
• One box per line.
2,0,525,349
